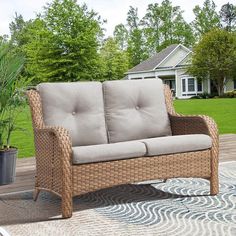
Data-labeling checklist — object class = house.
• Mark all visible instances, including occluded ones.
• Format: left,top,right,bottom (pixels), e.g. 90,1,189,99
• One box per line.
125,44,236,98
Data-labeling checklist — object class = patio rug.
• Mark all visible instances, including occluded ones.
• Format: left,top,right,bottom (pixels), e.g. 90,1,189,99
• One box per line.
0,162,236,236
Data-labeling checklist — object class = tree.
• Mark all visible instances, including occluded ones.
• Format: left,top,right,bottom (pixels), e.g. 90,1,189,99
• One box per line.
141,3,162,54
188,29,236,96
9,13,31,51
140,1,194,55
9,14,35,80
220,3,236,31
171,13,195,47
100,37,129,80
158,0,180,44
24,0,104,83
192,0,220,38
126,6,148,67
0,35,9,43
113,1,196,66
113,24,128,50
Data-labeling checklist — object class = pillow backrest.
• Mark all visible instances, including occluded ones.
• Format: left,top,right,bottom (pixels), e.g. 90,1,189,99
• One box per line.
103,79,171,143
37,82,108,146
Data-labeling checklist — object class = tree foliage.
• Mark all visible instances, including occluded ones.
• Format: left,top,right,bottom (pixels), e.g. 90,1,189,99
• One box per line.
220,3,236,31
9,13,31,51
156,0,194,48
6,0,236,82
141,3,162,54
114,0,195,67
192,0,220,38
23,0,104,83
113,24,128,50
100,37,129,80
126,7,148,67
188,29,236,96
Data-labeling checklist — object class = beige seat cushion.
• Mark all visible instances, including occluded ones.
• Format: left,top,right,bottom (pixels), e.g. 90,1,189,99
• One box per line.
140,134,212,156
72,141,146,164
103,79,172,143
37,82,108,146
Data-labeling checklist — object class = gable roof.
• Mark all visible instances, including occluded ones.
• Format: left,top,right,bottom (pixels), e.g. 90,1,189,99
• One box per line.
127,44,193,73
127,44,179,73
173,51,192,68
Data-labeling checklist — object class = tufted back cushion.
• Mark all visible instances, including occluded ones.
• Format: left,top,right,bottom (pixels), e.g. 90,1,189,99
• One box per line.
103,79,172,143
37,82,108,146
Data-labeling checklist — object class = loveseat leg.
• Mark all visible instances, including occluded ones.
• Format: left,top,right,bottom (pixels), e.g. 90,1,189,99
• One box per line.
33,188,40,201
62,195,73,218
210,175,219,195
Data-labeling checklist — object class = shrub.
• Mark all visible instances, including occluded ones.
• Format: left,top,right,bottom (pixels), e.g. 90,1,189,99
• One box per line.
219,90,236,98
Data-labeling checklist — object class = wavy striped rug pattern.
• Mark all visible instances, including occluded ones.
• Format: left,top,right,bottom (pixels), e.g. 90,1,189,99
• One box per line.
1,162,236,236
78,163,236,235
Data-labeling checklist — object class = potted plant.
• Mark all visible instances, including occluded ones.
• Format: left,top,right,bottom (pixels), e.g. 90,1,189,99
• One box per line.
0,40,27,185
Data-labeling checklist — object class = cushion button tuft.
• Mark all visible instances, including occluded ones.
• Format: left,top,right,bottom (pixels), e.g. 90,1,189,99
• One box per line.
135,106,140,110
72,111,76,115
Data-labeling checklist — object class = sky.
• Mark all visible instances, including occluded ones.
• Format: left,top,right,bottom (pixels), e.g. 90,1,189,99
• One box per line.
0,0,235,37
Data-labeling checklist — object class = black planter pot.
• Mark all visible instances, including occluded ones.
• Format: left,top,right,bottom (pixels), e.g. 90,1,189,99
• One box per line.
0,148,17,185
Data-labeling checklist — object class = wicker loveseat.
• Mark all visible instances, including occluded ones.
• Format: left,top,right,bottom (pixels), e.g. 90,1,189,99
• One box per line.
27,79,219,218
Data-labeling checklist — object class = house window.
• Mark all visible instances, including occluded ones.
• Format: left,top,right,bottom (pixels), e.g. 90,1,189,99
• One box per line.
182,79,186,92
163,79,176,91
197,80,203,92
188,78,195,92
234,79,236,90
181,77,203,97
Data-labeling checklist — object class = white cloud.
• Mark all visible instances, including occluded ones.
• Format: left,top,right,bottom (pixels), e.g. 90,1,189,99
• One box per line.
0,0,235,37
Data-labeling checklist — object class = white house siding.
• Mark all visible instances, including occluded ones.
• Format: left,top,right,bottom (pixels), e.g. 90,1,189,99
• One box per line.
159,47,189,68
127,69,176,80
225,80,234,92
128,68,213,98
155,69,175,77
177,55,191,66
127,71,156,79
175,69,183,98
203,79,209,93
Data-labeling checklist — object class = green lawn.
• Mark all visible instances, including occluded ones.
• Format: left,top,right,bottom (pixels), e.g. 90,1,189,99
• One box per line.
11,107,34,158
11,98,236,158
174,98,236,134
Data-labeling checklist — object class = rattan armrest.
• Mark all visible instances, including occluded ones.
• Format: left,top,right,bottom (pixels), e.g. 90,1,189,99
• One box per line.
169,113,219,160
35,124,72,165
169,113,219,195
35,125,72,185
34,126,72,213
169,114,217,136
35,126,72,161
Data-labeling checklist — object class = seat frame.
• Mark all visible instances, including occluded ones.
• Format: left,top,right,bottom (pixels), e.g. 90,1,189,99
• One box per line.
27,85,219,218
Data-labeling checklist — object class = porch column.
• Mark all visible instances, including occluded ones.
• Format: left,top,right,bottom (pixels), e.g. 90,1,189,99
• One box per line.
208,79,211,93
155,71,158,79
175,70,179,98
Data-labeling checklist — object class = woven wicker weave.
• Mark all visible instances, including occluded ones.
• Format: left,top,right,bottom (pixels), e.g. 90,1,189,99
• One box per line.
26,85,219,218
